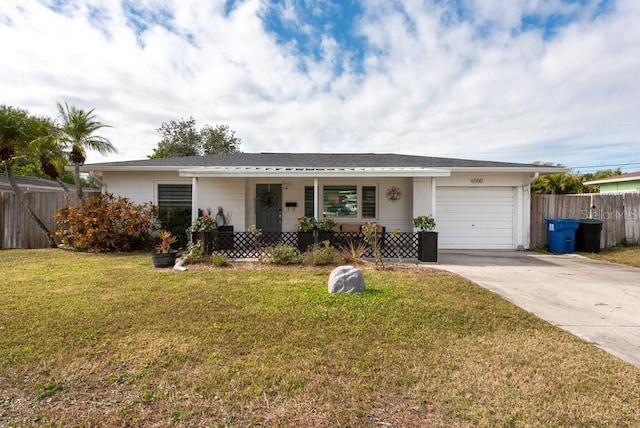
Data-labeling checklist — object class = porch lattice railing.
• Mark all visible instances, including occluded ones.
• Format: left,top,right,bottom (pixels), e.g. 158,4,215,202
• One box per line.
193,231,420,259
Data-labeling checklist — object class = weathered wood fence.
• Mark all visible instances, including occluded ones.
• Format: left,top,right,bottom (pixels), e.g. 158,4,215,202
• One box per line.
531,192,640,249
0,192,77,249
4,190,640,250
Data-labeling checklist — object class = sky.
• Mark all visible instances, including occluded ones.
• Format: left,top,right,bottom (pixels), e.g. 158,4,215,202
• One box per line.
1,0,639,172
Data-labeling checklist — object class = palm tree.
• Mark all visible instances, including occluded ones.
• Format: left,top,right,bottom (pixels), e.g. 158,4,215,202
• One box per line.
0,105,59,247
57,102,117,204
31,133,72,195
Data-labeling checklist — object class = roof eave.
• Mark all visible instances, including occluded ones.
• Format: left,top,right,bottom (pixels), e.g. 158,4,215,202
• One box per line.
178,167,452,178
449,166,569,174
584,177,640,185
77,166,182,173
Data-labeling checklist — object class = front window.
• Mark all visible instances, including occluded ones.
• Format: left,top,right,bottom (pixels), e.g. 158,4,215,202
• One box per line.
305,184,377,219
157,184,192,209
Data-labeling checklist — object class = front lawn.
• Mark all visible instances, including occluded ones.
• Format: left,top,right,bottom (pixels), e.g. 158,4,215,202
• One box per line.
1,250,639,426
580,245,640,268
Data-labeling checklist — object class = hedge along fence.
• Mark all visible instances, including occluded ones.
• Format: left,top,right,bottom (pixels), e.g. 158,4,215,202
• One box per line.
0,191,85,249
530,192,640,249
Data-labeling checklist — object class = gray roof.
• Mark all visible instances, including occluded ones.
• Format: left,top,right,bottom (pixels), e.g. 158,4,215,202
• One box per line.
80,152,558,170
0,175,63,191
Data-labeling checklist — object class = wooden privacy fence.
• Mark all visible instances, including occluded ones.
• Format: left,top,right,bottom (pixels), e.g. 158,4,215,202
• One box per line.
531,192,640,249
0,192,77,249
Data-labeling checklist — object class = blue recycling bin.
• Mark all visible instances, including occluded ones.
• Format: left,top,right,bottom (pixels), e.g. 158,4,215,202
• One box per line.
546,218,579,254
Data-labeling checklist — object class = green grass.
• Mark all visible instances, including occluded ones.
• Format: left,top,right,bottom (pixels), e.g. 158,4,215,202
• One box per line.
580,245,640,268
1,249,639,427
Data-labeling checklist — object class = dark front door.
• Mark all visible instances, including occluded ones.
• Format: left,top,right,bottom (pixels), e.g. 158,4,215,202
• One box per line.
256,184,282,234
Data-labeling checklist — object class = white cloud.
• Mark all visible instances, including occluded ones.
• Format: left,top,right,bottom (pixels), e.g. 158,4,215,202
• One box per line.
0,0,638,171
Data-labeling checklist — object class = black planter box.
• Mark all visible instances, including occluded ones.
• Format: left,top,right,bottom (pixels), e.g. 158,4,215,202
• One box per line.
418,231,438,262
297,231,314,252
216,226,234,250
317,231,335,246
191,231,216,254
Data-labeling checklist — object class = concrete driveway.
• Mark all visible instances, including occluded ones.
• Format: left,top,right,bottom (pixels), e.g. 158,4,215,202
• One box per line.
432,250,640,368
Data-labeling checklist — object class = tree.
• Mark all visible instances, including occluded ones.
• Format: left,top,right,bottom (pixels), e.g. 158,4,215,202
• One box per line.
201,124,241,155
149,118,200,158
149,118,241,158
0,105,59,247
57,102,117,205
531,162,623,194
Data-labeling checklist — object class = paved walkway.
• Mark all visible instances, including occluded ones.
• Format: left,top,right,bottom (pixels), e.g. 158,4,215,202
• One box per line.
431,250,640,368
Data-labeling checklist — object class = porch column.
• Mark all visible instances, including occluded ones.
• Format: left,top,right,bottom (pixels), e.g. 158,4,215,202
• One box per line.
191,177,199,222
313,178,319,219
431,178,437,218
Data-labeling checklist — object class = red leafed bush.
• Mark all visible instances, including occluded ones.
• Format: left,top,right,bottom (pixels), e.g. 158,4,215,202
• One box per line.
55,193,159,252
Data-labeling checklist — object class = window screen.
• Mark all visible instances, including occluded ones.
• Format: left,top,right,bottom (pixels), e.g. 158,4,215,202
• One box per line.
362,186,376,218
158,184,192,208
304,186,314,217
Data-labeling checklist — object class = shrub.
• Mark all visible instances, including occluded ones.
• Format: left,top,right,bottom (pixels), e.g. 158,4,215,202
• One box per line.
55,193,158,252
341,240,368,265
262,244,302,265
303,241,345,266
158,207,192,248
183,240,207,264
210,253,229,267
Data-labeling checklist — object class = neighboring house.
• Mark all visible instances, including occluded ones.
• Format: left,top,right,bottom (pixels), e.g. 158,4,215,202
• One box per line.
584,171,640,193
0,175,67,193
79,153,564,250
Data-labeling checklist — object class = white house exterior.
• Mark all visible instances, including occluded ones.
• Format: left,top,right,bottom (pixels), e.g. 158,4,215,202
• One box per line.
79,153,564,250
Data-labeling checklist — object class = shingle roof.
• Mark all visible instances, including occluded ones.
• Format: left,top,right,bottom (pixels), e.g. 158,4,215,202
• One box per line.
0,175,63,191
80,152,555,170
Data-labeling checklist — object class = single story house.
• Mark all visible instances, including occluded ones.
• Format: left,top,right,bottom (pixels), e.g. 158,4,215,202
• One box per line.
0,175,67,193
79,153,564,250
584,171,640,193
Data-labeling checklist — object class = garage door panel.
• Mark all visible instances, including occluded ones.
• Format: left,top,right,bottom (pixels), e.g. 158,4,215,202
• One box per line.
438,222,514,231
437,187,515,250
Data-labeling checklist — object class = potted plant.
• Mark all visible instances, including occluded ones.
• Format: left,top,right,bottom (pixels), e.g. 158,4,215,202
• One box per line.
215,207,234,250
187,212,217,254
151,229,178,268
414,214,438,262
297,216,316,251
316,215,337,245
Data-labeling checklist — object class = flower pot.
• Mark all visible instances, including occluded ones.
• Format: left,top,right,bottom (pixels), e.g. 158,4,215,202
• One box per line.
317,231,335,246
216,226,234,250
151,250,178,268
297,231,314,251
418,231,438,262
191,231,216,255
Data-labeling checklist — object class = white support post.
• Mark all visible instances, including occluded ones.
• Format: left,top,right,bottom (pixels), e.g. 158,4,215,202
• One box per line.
314,178,319,219
191,177,198,222
431,178,437,219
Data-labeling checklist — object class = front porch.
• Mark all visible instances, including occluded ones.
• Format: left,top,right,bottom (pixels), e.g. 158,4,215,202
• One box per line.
191,230,427,260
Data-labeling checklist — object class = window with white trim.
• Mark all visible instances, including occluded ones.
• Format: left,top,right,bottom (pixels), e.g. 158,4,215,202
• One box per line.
157,184,192,208
304,185,377,219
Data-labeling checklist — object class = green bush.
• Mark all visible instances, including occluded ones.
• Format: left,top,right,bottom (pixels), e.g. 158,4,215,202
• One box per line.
210,253,229,267
54,193,158,252
303,241,345,266
158,207,192,248
262,244,302,265
183,240,207,264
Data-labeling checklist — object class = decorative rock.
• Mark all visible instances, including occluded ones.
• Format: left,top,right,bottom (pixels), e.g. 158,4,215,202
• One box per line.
328,265,365,293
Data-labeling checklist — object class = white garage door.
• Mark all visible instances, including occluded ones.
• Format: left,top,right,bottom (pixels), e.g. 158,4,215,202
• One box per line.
436,187,515,250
